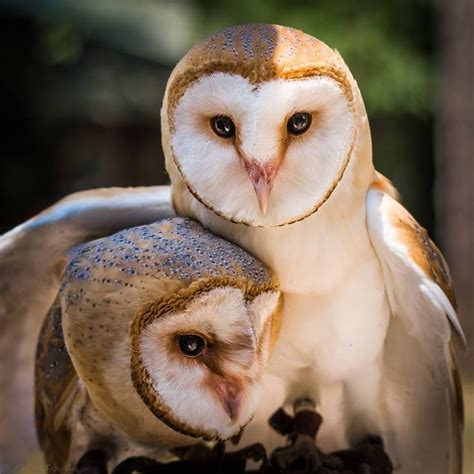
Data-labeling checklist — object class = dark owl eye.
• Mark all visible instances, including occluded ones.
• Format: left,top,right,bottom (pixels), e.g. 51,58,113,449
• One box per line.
177,334,206,357
210,115,235,138
287,112,312,135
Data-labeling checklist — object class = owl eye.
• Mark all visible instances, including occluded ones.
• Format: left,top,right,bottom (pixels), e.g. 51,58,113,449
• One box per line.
177,334,206,357
287,112,312,135
210,115,235,138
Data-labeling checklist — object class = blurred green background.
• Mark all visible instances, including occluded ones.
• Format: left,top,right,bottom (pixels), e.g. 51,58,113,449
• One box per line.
0,0,439,231
0,0,471,471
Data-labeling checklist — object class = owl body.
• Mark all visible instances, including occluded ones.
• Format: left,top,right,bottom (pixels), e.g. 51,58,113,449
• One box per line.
170,143,391,451
35,217,281,470
162,24,464,473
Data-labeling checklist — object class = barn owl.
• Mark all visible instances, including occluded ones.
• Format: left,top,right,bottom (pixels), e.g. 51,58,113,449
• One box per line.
35,217,281,471
160,24,465,473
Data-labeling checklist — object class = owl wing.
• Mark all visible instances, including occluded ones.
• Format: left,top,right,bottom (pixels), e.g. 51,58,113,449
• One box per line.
0,186,173,465
35,302,83,471
366,187,464,474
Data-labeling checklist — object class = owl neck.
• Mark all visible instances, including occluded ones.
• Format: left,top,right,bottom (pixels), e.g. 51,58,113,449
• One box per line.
175,159,375,296
169,97,376,293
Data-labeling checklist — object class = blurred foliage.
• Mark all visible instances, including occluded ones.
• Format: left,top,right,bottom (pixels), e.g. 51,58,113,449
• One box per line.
463,380,474,473
192,0,436,116
0,0,197,63
2,0,436,116
0,0,437,230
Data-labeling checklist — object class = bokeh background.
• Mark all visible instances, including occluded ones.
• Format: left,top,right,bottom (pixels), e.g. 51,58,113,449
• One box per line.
0,0,472,471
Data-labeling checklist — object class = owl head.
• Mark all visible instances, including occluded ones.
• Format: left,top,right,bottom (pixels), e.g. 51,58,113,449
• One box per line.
162,24,374,227
61,218,281,442
130,279,280,441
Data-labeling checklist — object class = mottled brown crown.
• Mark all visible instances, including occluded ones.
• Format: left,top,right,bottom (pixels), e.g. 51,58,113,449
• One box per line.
166,24,355,123
62,217,277,299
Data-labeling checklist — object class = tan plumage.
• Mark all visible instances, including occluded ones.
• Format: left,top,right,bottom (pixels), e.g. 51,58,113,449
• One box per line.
35,304,80,469
34,217,281,471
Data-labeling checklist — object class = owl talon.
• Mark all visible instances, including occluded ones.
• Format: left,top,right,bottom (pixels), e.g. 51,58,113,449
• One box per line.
75,449,108,474
271,433,321,473
111,456,163,474
269,408,295,436
232,442,268,463
268,398,322,441
331,434,393,474
268,399,341,473
116,442,268,473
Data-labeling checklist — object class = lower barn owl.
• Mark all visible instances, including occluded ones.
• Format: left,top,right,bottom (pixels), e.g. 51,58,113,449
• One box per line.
35,217,281,471
160,24,465,473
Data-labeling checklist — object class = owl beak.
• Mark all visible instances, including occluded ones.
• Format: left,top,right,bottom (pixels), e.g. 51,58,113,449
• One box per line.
244,161,279,215
215,380,243,422
222,390,243,422
252,176,272,215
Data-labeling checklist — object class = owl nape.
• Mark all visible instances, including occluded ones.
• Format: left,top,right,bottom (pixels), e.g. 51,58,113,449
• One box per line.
75,402,394,474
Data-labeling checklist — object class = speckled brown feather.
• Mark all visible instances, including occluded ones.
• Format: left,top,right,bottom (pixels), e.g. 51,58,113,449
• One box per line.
370,174,457,316
166,24,354,130
35,302,79,472
390,207,457,311
371,172,400,201
1,186,173,466
369,182,457,318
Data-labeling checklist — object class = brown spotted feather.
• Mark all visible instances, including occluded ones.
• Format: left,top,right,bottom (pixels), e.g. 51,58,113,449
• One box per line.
397,216,456,310
166,24,355,132
35,302,79,472
382,193,457,312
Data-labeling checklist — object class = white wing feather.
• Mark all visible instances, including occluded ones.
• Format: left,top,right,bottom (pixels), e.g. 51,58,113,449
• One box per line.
0,186,174,466
366,189,463,474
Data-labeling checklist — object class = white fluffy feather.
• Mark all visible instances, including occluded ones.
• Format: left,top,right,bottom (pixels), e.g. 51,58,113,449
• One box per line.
366,189,463,474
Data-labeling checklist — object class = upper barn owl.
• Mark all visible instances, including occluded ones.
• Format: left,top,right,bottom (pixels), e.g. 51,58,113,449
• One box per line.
35,217,281,471
160,24,465,473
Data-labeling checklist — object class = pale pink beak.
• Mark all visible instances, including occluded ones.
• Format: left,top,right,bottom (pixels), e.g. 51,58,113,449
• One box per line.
215,380,243,422
244,161,280,215
222,391,243,421
252,175,272,215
